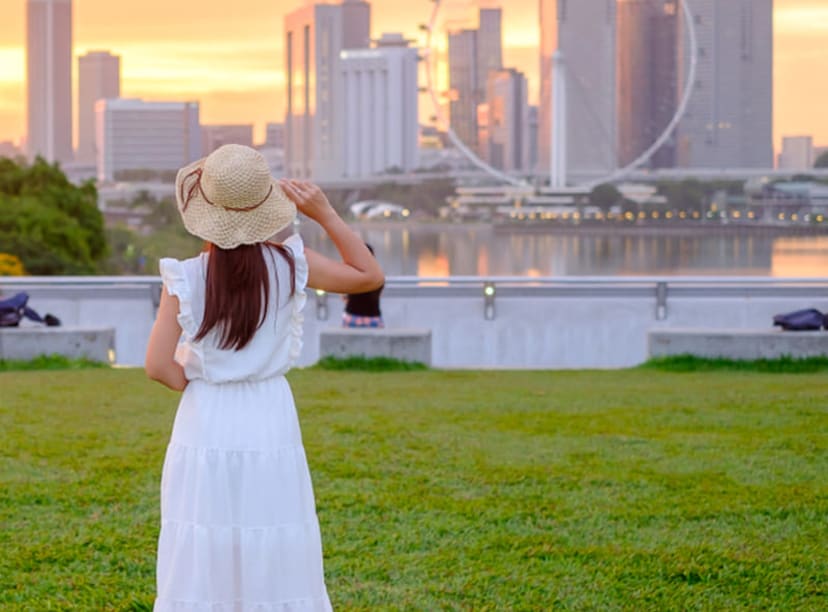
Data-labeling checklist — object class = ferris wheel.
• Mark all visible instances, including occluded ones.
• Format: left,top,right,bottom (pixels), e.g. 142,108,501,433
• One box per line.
421,0,699,189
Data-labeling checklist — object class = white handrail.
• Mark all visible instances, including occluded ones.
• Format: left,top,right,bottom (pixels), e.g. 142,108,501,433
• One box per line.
4,276,828,288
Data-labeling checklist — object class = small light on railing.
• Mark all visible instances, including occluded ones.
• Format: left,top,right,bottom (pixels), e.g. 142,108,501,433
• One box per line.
484,282,496,321
107,348,116,364
315,289,329,321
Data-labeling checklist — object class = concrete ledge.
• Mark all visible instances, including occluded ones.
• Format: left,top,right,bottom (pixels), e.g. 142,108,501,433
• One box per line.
319,328,432,365
648,328,828,360
0,327,115,362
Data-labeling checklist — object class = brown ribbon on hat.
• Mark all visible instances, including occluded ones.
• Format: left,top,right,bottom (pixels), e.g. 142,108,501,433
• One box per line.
180,167,273,213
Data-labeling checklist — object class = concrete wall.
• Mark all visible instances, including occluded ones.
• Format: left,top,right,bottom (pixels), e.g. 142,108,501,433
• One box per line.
3,276,827,369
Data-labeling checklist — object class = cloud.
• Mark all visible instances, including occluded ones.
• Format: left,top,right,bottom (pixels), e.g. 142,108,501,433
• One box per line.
775,6,828,34
0,48,24,84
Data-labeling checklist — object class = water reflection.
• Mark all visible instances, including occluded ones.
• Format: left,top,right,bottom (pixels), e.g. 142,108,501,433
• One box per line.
301,223,828,278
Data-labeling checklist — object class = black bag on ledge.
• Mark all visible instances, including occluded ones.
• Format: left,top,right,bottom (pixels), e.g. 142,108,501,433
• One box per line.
0,292,60,328
772,308,825,331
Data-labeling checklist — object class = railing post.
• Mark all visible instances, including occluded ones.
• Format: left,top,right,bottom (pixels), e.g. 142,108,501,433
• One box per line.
150,281,162,314
483,282,496,320
656,281,668,321
315,289,329,321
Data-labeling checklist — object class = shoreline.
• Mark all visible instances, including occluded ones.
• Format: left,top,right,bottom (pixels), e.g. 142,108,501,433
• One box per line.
347,219,828,238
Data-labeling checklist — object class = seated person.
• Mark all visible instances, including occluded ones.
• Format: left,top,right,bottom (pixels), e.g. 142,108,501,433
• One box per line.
342,244,384,328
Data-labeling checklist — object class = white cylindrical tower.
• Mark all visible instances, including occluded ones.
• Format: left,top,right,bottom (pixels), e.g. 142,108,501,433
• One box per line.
549,50,567,189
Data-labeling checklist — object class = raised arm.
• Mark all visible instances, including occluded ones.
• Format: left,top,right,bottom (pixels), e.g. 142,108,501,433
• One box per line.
279,179,384,294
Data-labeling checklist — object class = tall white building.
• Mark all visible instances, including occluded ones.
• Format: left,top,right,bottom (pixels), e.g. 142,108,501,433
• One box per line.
778,136,814,171
676,0,773,168
95,99,201,182
481,68,530,173
284,0,371,180
539,0,617,182
77,51,120,165
338,33,419,179
26,0,73,164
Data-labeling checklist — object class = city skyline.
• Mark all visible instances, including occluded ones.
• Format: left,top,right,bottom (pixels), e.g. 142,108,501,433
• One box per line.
0,0,826,152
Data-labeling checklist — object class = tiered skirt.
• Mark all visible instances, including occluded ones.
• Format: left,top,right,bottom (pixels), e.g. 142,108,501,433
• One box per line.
154,376,332,612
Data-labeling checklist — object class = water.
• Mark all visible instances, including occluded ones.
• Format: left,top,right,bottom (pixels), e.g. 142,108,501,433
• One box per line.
301,222,828,278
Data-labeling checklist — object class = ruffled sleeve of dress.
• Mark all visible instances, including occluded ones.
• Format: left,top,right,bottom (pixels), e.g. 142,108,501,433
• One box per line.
283,233,308,366
159,258,198,338
159,257,205,380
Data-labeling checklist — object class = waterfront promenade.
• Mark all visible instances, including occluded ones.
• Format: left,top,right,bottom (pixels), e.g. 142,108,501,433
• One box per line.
4,275,828,368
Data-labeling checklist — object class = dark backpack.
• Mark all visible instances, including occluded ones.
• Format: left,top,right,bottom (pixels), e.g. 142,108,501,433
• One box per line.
0,292,46,327
772,308,825,331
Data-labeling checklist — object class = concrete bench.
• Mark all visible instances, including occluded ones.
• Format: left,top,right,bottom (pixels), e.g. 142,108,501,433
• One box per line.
319,328,432,365
648,328,828,360
0,327,115,362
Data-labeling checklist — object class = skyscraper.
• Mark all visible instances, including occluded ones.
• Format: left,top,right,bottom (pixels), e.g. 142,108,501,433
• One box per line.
778,136,814,171
477,8,503,96
96,99,200,182
616,0,677,168
339,33,419,178
26,0,73,164
77,51,120,165
539,0,617,182
448,28,479,149
482,68,530,173
342,0,371,49
447,7,503,152
675,0,773,168
284,0,370,180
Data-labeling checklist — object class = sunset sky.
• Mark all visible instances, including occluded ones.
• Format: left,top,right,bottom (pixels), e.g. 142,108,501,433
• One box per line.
0,0,826,152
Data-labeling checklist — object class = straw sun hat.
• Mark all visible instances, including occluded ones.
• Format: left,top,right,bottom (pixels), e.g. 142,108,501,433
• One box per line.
175,144,296,250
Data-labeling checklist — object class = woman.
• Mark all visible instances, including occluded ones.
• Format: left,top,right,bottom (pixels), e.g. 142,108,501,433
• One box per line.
145,144,383,611
342,244,384,328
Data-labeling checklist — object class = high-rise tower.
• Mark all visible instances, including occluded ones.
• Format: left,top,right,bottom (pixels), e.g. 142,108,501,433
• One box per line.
447,7,503,152
26,0,73,163
675,0,773,168
284,0,371,180
78,51,120,165
616,0,677,168
539,0,617,182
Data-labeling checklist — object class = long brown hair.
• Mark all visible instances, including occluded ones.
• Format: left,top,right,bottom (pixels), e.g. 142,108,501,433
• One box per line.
194,243,296,351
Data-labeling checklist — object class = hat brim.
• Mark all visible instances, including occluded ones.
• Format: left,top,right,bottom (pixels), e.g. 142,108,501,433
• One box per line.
174,158,297,250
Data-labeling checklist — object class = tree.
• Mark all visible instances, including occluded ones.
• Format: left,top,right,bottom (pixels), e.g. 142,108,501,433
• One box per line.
0,157,108,274
658,179,706,214
815,151,828,169
589,183,622,213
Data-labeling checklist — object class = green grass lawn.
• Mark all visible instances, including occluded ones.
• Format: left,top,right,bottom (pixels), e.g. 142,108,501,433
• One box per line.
1,367,826,611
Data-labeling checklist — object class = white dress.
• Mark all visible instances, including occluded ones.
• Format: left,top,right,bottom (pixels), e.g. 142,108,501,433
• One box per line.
154,234,332,612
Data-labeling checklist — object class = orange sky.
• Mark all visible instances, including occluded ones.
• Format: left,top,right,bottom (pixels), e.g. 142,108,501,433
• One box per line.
0,0,826,151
